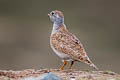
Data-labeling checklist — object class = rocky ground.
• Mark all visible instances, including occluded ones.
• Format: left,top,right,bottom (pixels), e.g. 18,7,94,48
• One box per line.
0,69,119,80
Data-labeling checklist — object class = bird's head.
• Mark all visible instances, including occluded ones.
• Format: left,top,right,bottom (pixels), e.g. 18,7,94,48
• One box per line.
48,10,64,24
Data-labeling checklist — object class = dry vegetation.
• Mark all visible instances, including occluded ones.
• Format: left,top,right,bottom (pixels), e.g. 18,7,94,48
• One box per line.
0,69,119,80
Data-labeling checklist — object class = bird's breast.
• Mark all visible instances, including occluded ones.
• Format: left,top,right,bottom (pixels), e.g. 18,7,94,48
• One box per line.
50,34,71,60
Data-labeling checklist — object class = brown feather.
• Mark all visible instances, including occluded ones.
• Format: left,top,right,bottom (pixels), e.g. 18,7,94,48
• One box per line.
54,10,64,17
50,25,90,63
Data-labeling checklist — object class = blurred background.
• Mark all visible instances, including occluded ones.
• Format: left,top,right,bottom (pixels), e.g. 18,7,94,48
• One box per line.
0,0,120,73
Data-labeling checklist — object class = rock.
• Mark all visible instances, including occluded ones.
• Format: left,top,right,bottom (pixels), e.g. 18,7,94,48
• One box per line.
40,72,63,80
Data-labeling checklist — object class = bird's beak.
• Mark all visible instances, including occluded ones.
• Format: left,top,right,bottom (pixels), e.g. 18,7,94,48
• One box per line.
48,14,51,17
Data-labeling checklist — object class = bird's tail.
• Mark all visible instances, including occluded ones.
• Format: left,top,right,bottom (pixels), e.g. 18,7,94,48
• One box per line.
89,63,98,70
85,59,98,70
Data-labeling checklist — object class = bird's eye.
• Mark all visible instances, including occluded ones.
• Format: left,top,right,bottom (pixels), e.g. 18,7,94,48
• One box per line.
51,12,54,15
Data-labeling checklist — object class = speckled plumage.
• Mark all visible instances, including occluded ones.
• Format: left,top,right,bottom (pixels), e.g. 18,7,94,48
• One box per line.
48,10,98,70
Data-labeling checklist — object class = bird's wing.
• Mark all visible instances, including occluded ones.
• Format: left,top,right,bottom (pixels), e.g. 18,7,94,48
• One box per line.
50,29,98,69
50,30,89,62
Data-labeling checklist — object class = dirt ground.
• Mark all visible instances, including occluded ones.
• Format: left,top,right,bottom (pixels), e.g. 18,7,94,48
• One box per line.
0,69,119,80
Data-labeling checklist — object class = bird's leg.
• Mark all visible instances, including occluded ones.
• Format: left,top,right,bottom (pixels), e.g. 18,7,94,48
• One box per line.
60,60,67,70
69,61,74,70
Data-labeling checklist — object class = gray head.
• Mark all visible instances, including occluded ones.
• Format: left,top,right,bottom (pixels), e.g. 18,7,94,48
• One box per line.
48,10,64,24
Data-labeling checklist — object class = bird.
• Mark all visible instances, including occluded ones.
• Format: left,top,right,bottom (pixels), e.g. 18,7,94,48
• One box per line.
48,10,98,70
